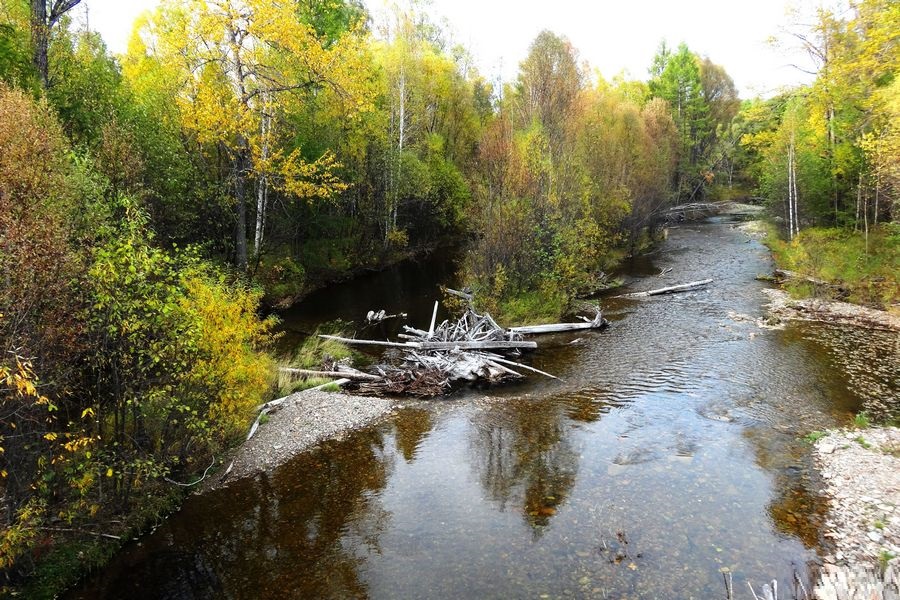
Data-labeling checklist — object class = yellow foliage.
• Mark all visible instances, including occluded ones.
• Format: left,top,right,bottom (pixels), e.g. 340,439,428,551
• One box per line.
280,148,349,201
179,271,276,440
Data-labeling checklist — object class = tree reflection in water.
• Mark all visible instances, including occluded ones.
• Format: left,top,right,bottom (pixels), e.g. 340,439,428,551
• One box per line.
70,429,393,600
468,394,604,535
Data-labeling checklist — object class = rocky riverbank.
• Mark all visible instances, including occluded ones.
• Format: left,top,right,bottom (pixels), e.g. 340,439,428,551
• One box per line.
205,389,395,491
763,288,900,332
811,427,900,599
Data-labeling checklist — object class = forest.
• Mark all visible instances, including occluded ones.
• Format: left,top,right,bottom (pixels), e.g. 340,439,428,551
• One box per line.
0,0,896,595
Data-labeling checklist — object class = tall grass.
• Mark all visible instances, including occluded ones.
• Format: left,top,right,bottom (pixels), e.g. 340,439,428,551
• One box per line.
277,321,356,395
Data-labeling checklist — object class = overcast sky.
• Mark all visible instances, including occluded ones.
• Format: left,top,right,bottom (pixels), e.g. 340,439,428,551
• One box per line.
81,0,821,98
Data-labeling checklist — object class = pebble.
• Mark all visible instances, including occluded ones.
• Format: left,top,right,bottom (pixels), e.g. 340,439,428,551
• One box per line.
814,427,900,569
203,389,394,491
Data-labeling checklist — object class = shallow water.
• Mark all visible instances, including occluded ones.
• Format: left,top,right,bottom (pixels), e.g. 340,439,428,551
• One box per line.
70,220,899,599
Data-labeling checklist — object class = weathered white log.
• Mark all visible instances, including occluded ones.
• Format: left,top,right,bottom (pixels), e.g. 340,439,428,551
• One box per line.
278,367,380,382
773,268,830,286
402,325,429,337
427,301,439,337
309,378,350,391
418,340,537,350
319,334,420,348
509,321,604,334
366,309,407,324
482,360,523,379
319,334,536,351
444,287,474,302
615,279,713,298
246,408,269,440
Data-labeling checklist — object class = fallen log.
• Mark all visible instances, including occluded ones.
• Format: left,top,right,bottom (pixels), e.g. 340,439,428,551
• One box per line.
443,287,474,302
319,335,416,349
615,279,713,298
417,340,537,350
773,268,830,287
309,378,350,391
509,321,604,334
278,367,381,382
365,309,407,324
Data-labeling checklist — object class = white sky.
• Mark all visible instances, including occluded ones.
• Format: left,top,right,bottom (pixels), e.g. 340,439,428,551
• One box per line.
81,0,819,98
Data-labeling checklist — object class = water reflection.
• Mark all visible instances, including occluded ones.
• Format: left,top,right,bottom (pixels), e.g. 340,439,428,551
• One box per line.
468,397,583,534
71,430,393,600
392,408,434,462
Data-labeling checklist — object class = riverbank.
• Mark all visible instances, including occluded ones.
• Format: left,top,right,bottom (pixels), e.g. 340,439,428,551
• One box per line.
262,239,461,310
812,427,900,598
764,224,899,312
205,389,396,491
762,288,900,332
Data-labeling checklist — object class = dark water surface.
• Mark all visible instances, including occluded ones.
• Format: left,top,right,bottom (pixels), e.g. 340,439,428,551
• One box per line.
71,221,899,599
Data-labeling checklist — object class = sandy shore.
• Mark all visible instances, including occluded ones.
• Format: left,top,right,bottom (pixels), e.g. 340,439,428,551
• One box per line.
204,389,395,491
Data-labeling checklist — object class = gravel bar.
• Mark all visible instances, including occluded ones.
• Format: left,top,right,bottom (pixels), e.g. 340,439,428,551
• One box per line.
812,427,900,599
205,389,394,491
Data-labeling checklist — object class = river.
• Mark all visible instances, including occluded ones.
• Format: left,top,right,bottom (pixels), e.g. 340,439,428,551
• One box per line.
70,217,899,599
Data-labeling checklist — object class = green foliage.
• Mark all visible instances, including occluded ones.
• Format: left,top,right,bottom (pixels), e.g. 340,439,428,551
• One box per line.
767,225,899,307
256,255,306,306
496,287,568,327
854,411,872,429
802,430,829,443
0,6,35,89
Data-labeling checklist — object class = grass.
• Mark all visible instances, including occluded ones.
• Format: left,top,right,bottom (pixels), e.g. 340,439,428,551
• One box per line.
276,321,358,396
802,430,829,443
879,550,896,571
855,436,872,449
765,223,900,309
497,288,568,326
854,411,871,429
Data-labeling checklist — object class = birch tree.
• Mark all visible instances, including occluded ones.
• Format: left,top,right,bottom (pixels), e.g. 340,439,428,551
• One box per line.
126,0,372,271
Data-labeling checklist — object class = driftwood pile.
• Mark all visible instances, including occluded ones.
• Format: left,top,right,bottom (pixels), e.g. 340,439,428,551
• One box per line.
285,295,607,397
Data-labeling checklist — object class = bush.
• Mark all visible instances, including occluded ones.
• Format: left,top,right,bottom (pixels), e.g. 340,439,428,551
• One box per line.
86,205,276,488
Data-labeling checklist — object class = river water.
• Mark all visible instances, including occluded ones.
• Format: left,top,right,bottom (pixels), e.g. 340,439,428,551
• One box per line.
71,218,899,599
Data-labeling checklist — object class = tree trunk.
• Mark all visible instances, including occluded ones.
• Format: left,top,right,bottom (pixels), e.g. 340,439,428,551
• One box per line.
234,139,249,272
787,139,795,240
253,106,271,260
31,0,49,88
